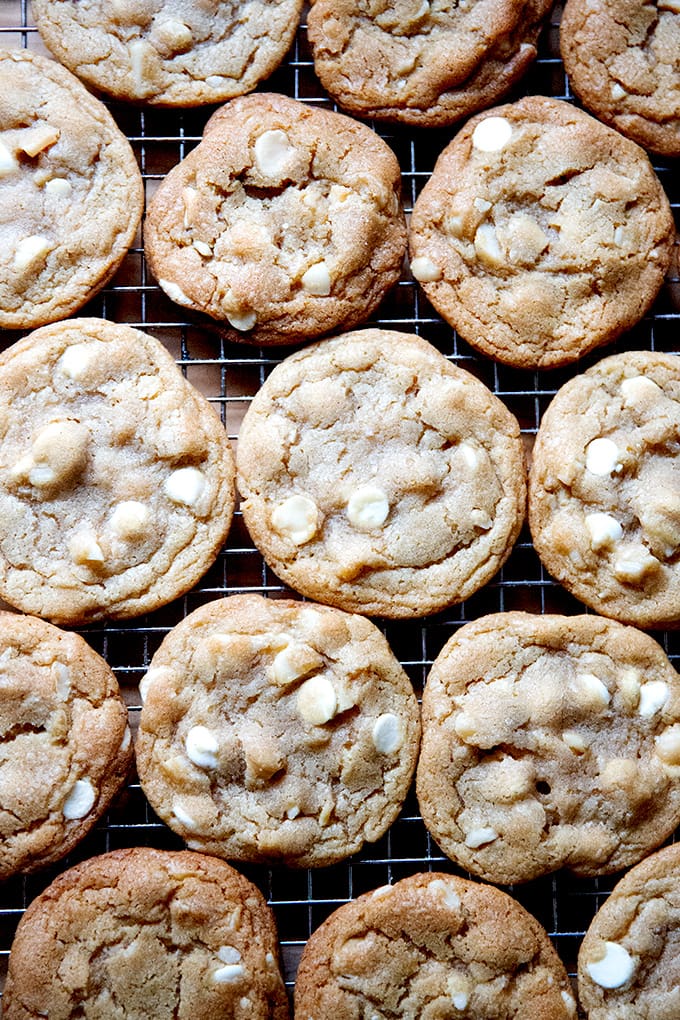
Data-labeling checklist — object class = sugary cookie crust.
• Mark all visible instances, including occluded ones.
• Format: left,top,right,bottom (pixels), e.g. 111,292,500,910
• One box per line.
417,612,680,886
3,847,289,1020
308,0,553,127
0,318,235,625
561,0,680,158
294,871,577,1019
0,49,144,330
0,612,131,880
144,93,407,345
136,595,420,867
236,329,526,618
32,0,304,107
578,843,680,1020
408,96,675,369
529,351,680,628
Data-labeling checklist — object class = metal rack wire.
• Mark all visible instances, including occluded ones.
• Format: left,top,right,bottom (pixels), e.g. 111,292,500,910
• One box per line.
0,0,678,1010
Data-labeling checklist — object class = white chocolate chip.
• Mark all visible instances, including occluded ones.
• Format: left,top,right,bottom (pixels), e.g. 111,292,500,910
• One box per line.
63,778,96,819
301,262,332,296
473,197,492,213
410,256,442,282
159,278,193,307
585,437,621,476
577,673,611,708
285,805,300,820
172,801,199,830
270,642,323,686
562,730,588,753
470,509,493,529
271,494,319,545
164,467,205,507
151,18,193,54
218,946,242,964
254,129,295,177
58,344,96,380
460,443,479,469
655,725,680,766
213,963,245,983
472,116,513,152
206,74,228,87
429,878,461,911
44,178,72,197
561,990,577,1015
0,141,18,177
139,665,175,703
18,124,60,157
613,551,660,584
452,992,468,1011
371,884,392,899
226,308,257,332
454,712,477,742
128,38,160,90
346,485,389,531
53,662,71,701
610,83,627,101
185,726,219,769
464,826,499,848
585,512,623,551
297,674,338,726
192,239,212,257
621,376,661,403
638,681,669,718
372,713,403,754
14,235,51,271
68,530,105,567
110,501,150,540
120,726,132,752
182,186,199,229
474,223,505,268
586,942,635,989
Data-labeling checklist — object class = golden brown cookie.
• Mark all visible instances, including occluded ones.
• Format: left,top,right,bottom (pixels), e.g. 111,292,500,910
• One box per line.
136,595,420,867
144,93,407,345
0,48,143,330
3,847,289,1019
417,612,680,885
408,96,675,369
0,612,131,880
294,872,577,1019
236,328,526,618
0,318,235,625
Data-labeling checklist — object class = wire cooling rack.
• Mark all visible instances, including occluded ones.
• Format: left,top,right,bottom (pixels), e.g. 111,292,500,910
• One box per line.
0,0,678,1011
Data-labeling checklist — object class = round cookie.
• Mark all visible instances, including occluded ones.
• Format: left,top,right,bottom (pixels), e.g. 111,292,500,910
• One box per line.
144,93,407,345
0,612,131,880
236,329,526,618
136,594,420,867
2,847,289,1020
561,0,680,158
578,843,680,1019
0,317,235,625
294,871,578,1019
32,0,304,107
308,0,554,127
529,350,680,629
417,611,680,886
0,48,144,331
408,96,675,369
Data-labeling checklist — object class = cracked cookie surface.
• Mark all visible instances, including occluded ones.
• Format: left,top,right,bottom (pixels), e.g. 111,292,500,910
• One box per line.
0,317,235,625
236,329,526,618
32,0,303,107
144,93,407,345
561,0,680,158
408,96,674,369
0,612,131,880
136,595,420,867
529,351,680,628
0,48,144,330
294,871,577,1019
578,843,680,1019
3,847,289,1020
308,0,553,127
417,612,680,886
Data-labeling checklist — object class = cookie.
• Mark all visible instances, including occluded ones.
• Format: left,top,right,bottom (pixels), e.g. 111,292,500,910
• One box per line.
308,0,553,127
144,93,407,345
294,871,577,1019
0,612,131,880
529,350,680,629
0,48,144,330
3,847,289,1019
408,96,675,369
578,843,680,1018
561,0,680,158
136,594,420,867
32,0,304,107
236,328,526,618
417,611,680,886
0,317,235,625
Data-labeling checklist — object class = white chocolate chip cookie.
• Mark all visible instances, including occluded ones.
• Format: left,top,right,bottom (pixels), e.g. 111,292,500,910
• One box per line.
135,595,420,867
0,318,235,624
408,96,674,368
0,612,131,879
33,0,304,107
144,93,407,345
0,49,143,330
417,612,680,885
236,328,526,618
529,350,680,628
